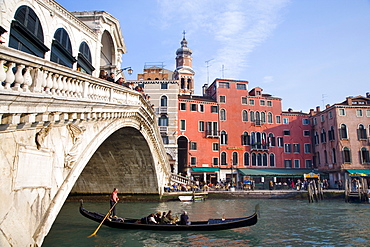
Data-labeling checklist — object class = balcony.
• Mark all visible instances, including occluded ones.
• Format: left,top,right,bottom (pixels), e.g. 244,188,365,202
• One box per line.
205,130,219,138
159,126,168,135
250,144,269,151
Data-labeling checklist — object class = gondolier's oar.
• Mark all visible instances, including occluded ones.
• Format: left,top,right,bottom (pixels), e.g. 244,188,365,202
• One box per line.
88,201,118,238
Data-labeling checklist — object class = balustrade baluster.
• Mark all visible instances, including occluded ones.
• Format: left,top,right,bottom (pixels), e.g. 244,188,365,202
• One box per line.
70,78,76,97
0,60,6,89
50,74,58,94
4,62,15,89
45,71,53,93
39,69,48,93
22,66,32,92
13,64,25,91
57,75,64,95
65,77,71,96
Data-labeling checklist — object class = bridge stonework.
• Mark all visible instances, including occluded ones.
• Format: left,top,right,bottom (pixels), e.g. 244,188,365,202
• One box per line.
0,46,171,246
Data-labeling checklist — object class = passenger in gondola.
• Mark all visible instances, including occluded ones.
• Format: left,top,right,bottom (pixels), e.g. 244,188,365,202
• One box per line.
147,213,158,224
154,212,162,223
166,210,175,223
180,211,189,225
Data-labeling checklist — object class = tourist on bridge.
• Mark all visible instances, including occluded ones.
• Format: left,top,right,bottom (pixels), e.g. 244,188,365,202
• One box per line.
110,188,119,218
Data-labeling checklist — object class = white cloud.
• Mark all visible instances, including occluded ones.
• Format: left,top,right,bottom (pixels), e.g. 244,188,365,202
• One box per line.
263,76,274,83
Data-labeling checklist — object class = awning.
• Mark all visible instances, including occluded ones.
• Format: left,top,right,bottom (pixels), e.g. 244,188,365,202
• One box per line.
238,168,320,177
347,169,370,176
191,167,219,172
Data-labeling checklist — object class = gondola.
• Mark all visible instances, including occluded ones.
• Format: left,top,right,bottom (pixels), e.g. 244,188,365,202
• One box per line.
79,201,259,231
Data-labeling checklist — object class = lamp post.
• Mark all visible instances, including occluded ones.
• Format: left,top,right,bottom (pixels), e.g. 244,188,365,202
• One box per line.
117,67,133,76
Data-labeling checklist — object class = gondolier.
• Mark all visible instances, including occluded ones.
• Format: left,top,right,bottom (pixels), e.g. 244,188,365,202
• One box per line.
110,188,119,218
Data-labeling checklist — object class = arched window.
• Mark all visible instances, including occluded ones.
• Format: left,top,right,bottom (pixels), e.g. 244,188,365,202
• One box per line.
268,112,273,124
242,132,250,145
77,42,94,74
220,109,226,121
251,153,257,166
357,124,367,140
340,124,348,139
256,132,262,149
332,148,336,163
160,96,167,107
269,153,275,167
220,130,228,145
360,147,370,164
242,110,248,122
343,147,351,163
324,150,328,164
181,78,185,89
255,111,260,124
251,132,256,146
262,153,268,166
314,131,319,145
187,78,192,90
261,112,266,123
321,129,326,143
232,152,238,166
257,153,262,166
268,133,276,147
9,5,49,58
250,111,255,122
158,115,168,126
221,152,227,166
244,152,250,166
262,132,267,149
51,28,76,68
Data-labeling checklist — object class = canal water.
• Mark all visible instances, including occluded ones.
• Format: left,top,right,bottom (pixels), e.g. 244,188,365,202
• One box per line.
43,198,370,247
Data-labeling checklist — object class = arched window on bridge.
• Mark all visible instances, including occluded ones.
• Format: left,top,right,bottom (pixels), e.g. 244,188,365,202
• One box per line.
77,41,94,74
9,5,49,58
51,28,76,68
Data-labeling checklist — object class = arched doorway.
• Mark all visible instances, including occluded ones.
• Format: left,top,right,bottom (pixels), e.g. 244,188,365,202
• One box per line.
177,136,188,174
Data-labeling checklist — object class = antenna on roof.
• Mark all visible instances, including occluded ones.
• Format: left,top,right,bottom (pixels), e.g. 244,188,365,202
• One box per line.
205,58,214,84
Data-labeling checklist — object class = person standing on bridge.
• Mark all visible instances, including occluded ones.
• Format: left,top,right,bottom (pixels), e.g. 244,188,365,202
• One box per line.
110,188,119,218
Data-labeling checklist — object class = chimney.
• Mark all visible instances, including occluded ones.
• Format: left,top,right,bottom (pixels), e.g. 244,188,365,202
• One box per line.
202,84,208,96
316,106,320,113
309,109,315,116
366,92,370,98
326,104,330,109
346,97,353,105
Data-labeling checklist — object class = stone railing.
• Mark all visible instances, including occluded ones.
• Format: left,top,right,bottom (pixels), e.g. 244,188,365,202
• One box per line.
0,46,154,125
170,173,194,185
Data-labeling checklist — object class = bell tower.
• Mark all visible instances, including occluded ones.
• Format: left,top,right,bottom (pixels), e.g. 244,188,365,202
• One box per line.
173,31,195,95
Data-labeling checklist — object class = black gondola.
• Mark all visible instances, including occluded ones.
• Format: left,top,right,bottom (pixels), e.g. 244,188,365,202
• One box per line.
80,202,258,231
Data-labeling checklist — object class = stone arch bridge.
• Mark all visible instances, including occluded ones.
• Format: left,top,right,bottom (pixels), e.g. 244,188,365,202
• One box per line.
0,46,175,246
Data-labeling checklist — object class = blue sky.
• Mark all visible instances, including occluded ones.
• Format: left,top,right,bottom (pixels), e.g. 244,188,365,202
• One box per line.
57,0,370,112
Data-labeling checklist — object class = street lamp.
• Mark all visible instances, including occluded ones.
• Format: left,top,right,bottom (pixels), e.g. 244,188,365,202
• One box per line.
117,67,133,75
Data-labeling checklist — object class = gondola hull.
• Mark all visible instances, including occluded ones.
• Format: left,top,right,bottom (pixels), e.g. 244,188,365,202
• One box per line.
80,205,258,231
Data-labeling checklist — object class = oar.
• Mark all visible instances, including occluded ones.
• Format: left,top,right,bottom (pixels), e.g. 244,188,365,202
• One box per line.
88,201,118,238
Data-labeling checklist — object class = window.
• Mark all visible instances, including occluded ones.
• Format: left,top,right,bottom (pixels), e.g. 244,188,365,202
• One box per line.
267,101,272,107
261,112,266,123
242,132,250,145
9,6,49,58
220,95,226,103
206,122,218,136
242,110,248,122
270,153,275,167
244,152,250,166
277,137,284,147
356,109,363,117
339,108,345,116
251,153,257,166
328,126,335,141
314,132,319,145
211,105,218,113
213,157,219,166
161,83,168,89
367,109,370,117
283,118,289,124
260,100,265,106
294,159,300,168
180,103,186,110
190,157,196,166
77,42,94,74
162,136,169,144
284,159,292,168
220,109,226,121
199,121,204,132
180,120,186,130
302,119,310,125
249,99,255,105
329,111,333,119
220,130,228,145
158,115,168,126
305,160,313,168
199,104,204,112
360,147,370,164
232,152,238,166
268,113,273,124
343,147,351,163
268,133,276,147
221,152,227,165
50,28,75,68
276,116,281,124
321,129,327,143
250,111,255,122
340,124,348,139
357,124,367,140
236,83,247,90
293,144,300,153
242,97,248,104
304,130,310,136
161,96,168,107
304,144,311,153
284,143,292,153
313,118,317,125
321,115,325,122
190,142,197,150
219,82,229,88
262,153,268,166
212,143,219,151
190,103,197,111
283,130,290,136
332,148,337,163
257,153,262,166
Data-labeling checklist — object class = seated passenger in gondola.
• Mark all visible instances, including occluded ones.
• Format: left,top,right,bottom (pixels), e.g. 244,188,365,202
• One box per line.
180,211,189,225
147,213,158,224
166,210,176,223
154,212,162,223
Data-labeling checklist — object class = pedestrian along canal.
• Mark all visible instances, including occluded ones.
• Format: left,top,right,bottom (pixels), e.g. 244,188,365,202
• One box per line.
44,198,370,246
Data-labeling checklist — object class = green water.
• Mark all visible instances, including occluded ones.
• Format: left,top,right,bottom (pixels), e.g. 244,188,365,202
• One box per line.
43,199,370,246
